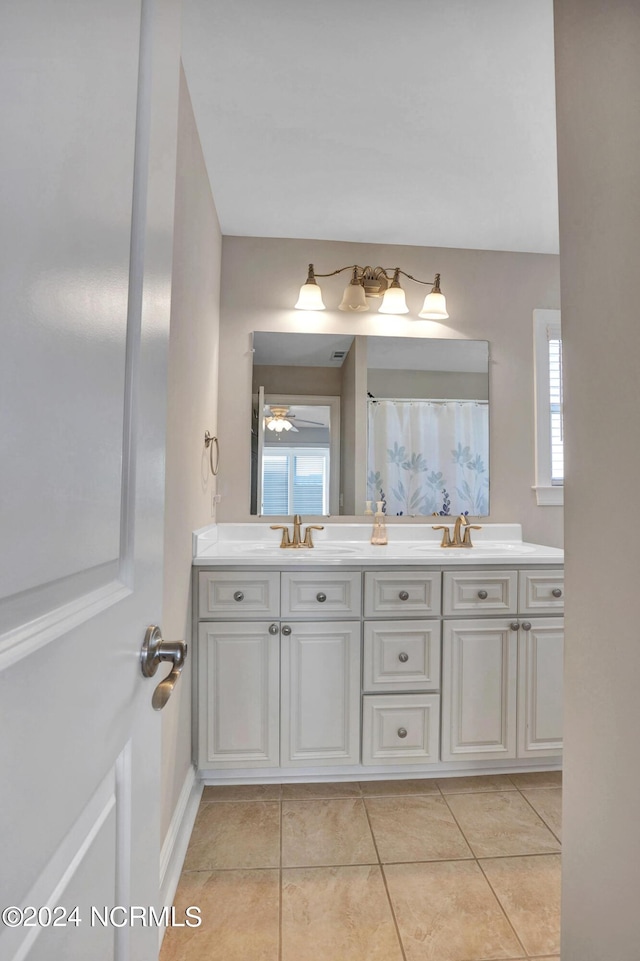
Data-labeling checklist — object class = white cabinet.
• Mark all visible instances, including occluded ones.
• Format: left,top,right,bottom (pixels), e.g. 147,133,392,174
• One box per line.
441,619,518,762
441,615,564,762
517,618,564,756
197,620,280,768
195,561,563,778
196,571,361,772
280,620,361,766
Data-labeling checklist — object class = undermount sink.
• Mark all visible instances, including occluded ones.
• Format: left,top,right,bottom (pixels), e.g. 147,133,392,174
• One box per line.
228,543,360,556
407,542,537,555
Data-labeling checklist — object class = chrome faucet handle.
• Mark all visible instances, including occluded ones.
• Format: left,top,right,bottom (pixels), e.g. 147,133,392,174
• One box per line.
303,525,324,548
270,524,292,548
432,525,453,548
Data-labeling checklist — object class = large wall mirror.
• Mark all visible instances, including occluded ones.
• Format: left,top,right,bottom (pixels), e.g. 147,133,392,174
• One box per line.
251,332,489,517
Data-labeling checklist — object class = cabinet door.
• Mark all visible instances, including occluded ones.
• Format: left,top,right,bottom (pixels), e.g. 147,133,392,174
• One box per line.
517,618,564,756
281,621,361,766
442,619,518,761
197,622,280,768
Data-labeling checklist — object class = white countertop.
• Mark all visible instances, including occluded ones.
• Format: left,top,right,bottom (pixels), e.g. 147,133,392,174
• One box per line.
193,523,564,567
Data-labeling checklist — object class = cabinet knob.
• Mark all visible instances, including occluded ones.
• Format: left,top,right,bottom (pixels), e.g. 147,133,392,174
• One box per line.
477,589,488,599
397,727,408,739
398,590,409,601
521,621,532,631
268,623,279,635
281,625,292,636
398,652,409,663
233,591,244,602
552,588,563,598
510,621,520,631
316,592,327,603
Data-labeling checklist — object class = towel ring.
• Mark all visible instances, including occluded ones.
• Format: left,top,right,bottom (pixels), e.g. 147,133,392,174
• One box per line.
204,430,219,476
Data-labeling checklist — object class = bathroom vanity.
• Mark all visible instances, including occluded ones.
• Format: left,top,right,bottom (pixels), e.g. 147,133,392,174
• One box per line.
192,523,564,783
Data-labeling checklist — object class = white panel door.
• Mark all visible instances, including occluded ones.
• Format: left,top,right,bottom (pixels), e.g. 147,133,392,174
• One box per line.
442,619,518,761
281,621,361,766
0,2,181,959
517,618,564,756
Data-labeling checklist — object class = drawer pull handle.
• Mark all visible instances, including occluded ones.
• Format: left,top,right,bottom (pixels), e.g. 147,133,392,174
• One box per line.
268,623,279,635
522,621,532,631
510,621,520,631
233,591,244,602
552,588,563,598
281,625,292,636
398,590,409,601
397,727,408,739
398,652,409,663
477,589,488,600
316,592,327,603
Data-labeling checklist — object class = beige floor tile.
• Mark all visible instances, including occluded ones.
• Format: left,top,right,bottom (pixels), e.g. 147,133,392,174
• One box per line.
282,781,361,800
445,791,561,858
282,798,377,867
384,860,525,961
282,864,404,961
359,778,440,797
183,801,280,870
437,775,517,795
201,783,282,802
509,770,562,789
521,787,562,840
365,795,472,863
160,869,279,961
480,855,561,957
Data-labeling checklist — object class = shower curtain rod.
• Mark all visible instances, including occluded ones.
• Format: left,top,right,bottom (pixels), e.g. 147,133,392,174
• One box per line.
367,398,488,405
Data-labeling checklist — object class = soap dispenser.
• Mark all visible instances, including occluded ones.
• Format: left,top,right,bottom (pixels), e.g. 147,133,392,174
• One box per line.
370,501,388,546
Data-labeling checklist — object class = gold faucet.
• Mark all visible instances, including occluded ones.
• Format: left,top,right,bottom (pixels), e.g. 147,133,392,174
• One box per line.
432,515,482,549
270,515,324,548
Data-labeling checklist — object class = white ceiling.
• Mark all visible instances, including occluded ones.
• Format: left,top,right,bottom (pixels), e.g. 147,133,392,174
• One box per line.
182,0,558,255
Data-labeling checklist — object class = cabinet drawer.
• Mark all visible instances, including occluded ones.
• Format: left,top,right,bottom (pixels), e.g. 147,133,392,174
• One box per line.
363,620,441,692
519,570,564,614
442,570,517,615
281,571,361,618
362,694,440,765
198,571,280,618
364,571,441,617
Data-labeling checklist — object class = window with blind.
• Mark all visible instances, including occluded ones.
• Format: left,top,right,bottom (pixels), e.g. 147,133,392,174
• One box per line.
261,448,329,515
533,309,564,505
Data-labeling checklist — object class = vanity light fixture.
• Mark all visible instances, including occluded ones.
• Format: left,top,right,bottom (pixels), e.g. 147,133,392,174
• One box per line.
294,263,449,319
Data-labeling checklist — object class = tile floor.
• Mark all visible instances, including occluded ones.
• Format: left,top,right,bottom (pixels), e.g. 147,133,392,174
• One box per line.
160,771,562,961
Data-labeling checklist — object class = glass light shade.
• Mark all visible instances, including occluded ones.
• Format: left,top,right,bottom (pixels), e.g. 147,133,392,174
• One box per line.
266,417,292,432
338,281,369,312
295,282,325,310
418,290,449,319
378,285,409,314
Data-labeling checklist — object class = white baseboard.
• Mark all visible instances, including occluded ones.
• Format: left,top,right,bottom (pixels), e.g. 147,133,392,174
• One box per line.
159,766,202,924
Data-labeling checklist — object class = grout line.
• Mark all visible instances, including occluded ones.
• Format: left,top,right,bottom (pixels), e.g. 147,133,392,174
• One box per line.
439,790,530,959
361,797,408,961
278,797,283,961
516,789,562,846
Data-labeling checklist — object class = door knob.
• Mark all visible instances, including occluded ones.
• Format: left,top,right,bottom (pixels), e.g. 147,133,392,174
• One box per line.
140,626,187,711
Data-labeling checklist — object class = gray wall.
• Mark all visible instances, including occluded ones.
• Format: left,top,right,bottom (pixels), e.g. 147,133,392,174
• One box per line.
218,235,563,546
555,2,640,957
161,67,221,842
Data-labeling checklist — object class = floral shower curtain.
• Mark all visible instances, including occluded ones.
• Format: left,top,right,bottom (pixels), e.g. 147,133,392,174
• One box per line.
367,399,489,516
